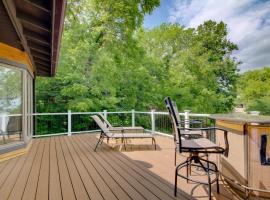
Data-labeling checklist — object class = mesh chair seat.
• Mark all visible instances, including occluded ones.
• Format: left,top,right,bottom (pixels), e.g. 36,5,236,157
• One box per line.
109,127,144,133
182,138,221,150
108,133,154,138
181,130,203,136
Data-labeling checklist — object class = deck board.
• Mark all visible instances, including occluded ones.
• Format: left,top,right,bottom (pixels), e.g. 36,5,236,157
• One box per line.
76,134,146,200
7,140,40,200
36,137,50,200
67,135,118,200
0,134,236,200
49,137,62,200
0,156,19,188
72,135,132,200
54,136,76,200
84,134,173,200
22,139,45,200
59,135,90,200
63,136,104,200
0,154,27,199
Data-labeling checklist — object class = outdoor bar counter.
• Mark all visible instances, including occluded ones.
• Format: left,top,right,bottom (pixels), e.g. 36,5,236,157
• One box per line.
210,113,270,199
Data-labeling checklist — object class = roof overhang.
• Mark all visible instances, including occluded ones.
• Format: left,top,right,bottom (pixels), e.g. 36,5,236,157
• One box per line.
0,0,66,77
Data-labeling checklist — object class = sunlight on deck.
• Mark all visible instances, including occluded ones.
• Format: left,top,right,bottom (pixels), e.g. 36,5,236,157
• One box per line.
0,134,238,200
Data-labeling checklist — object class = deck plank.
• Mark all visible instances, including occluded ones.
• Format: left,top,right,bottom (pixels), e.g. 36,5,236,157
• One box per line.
63,136,103,200
72,135,133,200
0,160,8,174
0,157,19,188
21,138,45,200
49,137,62,200
35,137,50,200
55,136,76,200
75,134,147,200
82,134,165,200
0,134,236,200
94,136,185,198
66,135,118,200
0,154,27,199
8,139,40,200
58,136,90,200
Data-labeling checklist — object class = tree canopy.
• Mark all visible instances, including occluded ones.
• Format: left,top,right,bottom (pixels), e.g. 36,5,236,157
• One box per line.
238,67,270,115
36,0,239,114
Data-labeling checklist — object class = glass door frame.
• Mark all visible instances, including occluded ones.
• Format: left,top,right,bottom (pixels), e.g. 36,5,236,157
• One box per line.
0,60,34,152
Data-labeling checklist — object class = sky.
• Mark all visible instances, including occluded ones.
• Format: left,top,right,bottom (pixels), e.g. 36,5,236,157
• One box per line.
144,0,270,72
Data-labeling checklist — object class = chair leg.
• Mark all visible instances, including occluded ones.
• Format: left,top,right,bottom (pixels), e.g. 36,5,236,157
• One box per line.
174,160,189,197
208,173,212,200
186,159,189,183
3,135,6,144
216,175,220,194
174,147,177,166
197,158,212,200
121,138,127,151
175,164,180,197
94,135,103,152
152,138,157,150
200,157,220,194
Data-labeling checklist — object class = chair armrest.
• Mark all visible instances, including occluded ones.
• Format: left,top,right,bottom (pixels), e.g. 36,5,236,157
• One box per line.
178,126,229,157
111,122,124,127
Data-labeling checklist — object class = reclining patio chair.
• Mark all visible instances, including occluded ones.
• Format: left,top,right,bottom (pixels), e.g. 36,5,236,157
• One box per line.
164,97,229,200
92,115,156,151
98,114,144,133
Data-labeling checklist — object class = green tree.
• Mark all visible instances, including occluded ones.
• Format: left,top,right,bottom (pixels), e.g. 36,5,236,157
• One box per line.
238,67,270,115
37,1,239,115
36,0,160,112
138,21,239,113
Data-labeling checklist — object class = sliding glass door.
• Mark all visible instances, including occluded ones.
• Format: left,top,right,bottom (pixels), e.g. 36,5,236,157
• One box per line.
0,62,33,150
0,63,23,146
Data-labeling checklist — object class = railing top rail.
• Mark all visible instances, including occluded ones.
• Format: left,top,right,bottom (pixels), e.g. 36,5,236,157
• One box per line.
135,111,151,114
70,112,101,115
188,113,210,117
32,113,68,116
2,111,209,116
107,111,132,114
0,114,22,117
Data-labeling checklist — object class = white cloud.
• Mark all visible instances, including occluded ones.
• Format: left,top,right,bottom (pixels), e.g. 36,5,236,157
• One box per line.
169,0,270,71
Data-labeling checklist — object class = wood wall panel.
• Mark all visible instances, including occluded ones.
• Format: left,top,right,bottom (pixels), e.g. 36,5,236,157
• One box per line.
0,42,34,73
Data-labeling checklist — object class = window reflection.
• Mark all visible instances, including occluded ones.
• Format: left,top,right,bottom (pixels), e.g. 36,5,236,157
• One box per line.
0,64,22,145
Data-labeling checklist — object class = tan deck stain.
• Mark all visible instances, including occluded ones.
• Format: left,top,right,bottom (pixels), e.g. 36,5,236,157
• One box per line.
0,134,238,200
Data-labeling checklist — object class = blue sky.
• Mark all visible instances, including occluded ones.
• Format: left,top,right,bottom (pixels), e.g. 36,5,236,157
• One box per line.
144,0,270,72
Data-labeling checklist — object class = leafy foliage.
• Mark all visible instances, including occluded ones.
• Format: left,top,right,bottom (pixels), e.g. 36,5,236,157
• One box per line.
36,0,239,114
238,67,270,115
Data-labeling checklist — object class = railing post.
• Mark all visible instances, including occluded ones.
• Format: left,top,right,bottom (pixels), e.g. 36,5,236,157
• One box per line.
103,110,107,120
132,109,135,127
0,114,6,132
68,110,72,136
184,110,190,129
151,109,155,134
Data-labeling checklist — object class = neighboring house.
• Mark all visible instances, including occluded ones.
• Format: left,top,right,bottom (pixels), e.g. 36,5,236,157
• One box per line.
0,0,66,154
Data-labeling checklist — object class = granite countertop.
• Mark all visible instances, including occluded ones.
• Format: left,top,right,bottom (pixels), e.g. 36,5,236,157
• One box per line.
209,113,270,123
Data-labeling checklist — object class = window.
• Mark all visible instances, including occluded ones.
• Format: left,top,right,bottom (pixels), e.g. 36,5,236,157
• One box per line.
0,63,23,145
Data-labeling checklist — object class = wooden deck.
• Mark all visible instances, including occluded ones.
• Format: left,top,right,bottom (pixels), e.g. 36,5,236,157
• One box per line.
0,134,239,200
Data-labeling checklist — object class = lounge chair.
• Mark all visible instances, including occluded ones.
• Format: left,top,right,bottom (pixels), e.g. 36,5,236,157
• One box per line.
98,114,144,133
91,115,156,151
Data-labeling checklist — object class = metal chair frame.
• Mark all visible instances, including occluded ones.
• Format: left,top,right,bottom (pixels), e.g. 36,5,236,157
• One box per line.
165,97,229,200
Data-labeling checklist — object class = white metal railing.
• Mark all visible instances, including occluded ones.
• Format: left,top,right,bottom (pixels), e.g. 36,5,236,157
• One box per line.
0,110,210,137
